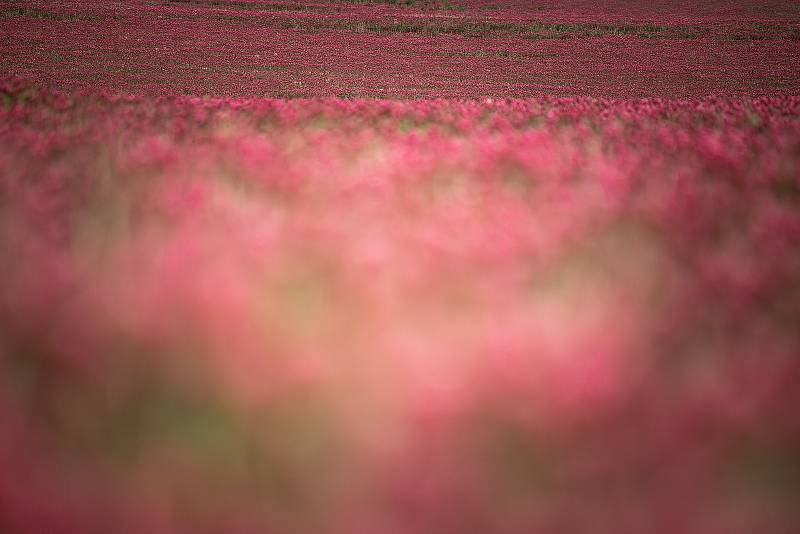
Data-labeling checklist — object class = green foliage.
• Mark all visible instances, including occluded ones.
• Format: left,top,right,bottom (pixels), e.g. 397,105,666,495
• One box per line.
0,7,102,21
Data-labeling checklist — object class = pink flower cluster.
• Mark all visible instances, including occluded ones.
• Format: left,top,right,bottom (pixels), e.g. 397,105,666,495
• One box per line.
1,79,799,533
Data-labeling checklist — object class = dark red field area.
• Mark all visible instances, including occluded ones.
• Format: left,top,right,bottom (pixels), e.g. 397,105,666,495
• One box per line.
2,0,799,97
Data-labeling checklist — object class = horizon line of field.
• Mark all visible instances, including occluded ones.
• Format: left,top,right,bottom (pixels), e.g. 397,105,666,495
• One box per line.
2,5,799,41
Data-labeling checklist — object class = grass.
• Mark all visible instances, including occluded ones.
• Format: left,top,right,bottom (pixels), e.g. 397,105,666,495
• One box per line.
198,16,799,40
330,20,677,38
162,0,461,11
0,7,103,21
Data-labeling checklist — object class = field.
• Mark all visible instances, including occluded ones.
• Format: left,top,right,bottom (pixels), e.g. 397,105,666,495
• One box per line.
1,1,800,533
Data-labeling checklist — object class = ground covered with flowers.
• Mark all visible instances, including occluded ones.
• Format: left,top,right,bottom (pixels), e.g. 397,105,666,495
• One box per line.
2,1,800,534
2,0,800,98
2,79,800,534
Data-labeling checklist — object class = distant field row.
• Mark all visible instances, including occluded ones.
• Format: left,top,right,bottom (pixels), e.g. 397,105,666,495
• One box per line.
3,4,800,40
2,0,799,99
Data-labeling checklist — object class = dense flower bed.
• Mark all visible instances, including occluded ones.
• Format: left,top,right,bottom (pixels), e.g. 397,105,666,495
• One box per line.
1,78,799,533
2,0,799,98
